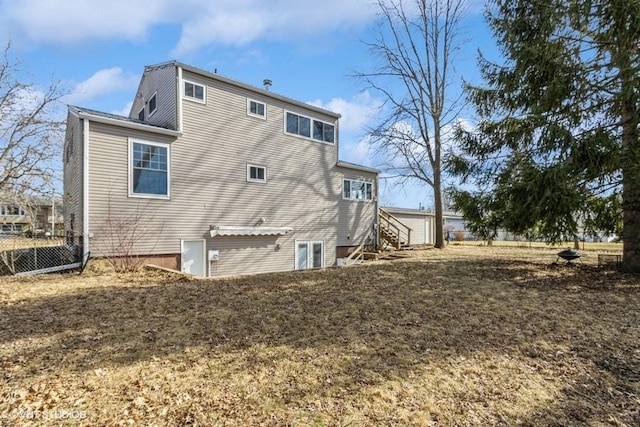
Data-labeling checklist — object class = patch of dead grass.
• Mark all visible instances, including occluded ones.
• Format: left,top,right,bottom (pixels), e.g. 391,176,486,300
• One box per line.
1,246,639,426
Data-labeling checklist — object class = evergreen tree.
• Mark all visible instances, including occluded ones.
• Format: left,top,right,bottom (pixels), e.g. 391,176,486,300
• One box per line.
448,0,640,269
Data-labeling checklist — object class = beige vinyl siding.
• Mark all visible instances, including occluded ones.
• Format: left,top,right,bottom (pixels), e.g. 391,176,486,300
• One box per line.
84,70,376,275
335,167,377,247
62,112,84,244
130,64,177,130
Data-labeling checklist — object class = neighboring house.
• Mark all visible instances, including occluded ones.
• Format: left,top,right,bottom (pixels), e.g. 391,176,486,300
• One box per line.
63,61,378,277
0,197,63,236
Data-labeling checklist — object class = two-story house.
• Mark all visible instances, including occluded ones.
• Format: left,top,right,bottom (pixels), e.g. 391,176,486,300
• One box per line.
63,61,378,276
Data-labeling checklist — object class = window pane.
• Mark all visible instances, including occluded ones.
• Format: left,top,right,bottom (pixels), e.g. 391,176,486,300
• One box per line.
149,94,157,113
366,183,372,200
286,113,298,134
300,117,310,137
184,82,194,97
257,103,265,116
194,85,204,100
324,124,335,143
312,243,322,268
138,109,145,121
313,121,324,140
297,243,308,269
257,167,265,180
343,180,350,199
133,169,167,195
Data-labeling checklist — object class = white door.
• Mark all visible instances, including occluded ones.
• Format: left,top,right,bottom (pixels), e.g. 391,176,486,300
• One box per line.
295,240,323,270
181,239,206,276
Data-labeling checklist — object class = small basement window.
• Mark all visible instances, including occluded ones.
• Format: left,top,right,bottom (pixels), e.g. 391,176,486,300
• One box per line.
247,164,267,183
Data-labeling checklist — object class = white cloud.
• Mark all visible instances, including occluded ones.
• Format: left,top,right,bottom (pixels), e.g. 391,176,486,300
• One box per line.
64,67,139,105
110,101,134,117
0,0,377,54
308,91,383,133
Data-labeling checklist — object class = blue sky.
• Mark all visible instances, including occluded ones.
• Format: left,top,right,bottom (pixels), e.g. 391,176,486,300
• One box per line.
0,0,494,208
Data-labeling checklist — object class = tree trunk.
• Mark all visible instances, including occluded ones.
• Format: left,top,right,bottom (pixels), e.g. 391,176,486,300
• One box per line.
434,178,444,248
621,99,640,272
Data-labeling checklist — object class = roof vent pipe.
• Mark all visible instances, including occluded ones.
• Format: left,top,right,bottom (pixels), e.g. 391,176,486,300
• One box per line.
263,79,272,91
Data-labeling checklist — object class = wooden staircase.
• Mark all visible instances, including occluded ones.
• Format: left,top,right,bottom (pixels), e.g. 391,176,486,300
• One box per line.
379,208,412,250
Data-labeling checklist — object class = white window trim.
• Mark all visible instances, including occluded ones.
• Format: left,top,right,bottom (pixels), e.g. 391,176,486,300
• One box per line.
247,98,266,119
0,206,25,216
183,79,206,104
246,163,267,183
128,138,171,200
295,239,324,270
148,91,158,117
342,178,373,202
284,110,336,145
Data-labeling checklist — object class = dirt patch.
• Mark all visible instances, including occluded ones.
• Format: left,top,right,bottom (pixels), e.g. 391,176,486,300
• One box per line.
1,246,639,426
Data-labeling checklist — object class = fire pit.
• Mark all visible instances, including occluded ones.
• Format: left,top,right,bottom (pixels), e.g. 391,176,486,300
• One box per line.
555,248,581,265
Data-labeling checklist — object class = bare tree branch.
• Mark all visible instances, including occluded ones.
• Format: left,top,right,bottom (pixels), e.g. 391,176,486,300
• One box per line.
354,0,468,248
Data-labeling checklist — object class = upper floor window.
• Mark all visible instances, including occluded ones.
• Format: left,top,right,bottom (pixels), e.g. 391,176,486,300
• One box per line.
129,139,170,198
138,107,145,121
0,205,25,216
184,80,205,103
148,92,157,116
343,179,373,201
285,112,335,144
247,164,267,183
286,112,311,138
247,99,266,119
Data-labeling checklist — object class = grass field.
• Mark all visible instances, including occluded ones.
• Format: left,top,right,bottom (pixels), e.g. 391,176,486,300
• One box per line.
1,246,639,426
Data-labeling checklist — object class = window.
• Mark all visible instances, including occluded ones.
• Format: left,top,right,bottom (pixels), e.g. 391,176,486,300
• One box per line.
285,112,335,144
295,240,324,270
313,121,335,143
129,139,170,198
138,107,145,121
184,80,205,102
0,205,25,216
286,112,311,138
148,92,157,116
343,179,373,201
1,224,22,233
247,164,267,183
247,99,266,119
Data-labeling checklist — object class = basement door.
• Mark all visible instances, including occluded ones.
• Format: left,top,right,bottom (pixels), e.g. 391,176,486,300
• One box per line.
295,240,324,270
181,239,206,277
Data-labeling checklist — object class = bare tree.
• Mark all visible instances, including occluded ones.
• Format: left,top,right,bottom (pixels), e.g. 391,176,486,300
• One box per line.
95,197,164,273
356,0,467,248
0,41,65,198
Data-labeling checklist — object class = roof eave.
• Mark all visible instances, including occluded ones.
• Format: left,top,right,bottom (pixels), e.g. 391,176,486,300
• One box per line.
76,111,182,137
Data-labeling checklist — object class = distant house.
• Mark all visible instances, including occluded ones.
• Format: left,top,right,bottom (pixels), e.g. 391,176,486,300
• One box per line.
63,61,379,276
0,197,63,236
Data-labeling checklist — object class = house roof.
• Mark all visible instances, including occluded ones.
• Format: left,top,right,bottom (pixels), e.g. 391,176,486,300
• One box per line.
336,161,379,174
69,106,182,137
381,206,464,219
147,60,342,120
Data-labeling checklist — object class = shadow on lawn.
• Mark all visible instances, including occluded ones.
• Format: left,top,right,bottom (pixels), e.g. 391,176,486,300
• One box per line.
1,257,639,424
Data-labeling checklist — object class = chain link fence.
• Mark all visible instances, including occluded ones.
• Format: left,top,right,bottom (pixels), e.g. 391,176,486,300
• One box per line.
0,235,82,276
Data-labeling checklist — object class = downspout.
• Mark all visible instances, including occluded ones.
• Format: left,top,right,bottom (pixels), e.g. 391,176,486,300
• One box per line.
177,66,183,132
82,117,90,265
374,174,380,249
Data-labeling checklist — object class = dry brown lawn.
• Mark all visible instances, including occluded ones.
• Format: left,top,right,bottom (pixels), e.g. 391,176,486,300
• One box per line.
0,246,639,426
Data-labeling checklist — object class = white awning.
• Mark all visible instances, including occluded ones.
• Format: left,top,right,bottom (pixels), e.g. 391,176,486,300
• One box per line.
210,225,293,237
